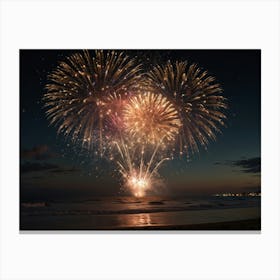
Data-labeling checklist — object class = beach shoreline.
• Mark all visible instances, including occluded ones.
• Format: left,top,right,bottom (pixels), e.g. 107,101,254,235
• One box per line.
20,218,261,231
112,218,261,230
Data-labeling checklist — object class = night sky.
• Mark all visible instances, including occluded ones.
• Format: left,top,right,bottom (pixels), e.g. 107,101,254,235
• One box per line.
20,50,261,202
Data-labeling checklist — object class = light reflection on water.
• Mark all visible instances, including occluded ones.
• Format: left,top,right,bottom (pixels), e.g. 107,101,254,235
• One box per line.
118,213,152,227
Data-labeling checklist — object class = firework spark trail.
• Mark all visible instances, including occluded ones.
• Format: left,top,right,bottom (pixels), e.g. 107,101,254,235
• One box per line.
145,61,227,155
143,140,162,179
43,50,143,152
113,137,169,197
111,90,182,196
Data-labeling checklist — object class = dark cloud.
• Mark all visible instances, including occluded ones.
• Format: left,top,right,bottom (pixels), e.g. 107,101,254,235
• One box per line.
231,157,261,173
21,162,59,173
213,157,261,173
21,145,58,160
21,162,81,175
31,176,44,179
50,167,81,174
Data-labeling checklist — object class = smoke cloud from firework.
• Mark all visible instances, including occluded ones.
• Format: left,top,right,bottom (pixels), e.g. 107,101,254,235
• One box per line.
43,50,227,197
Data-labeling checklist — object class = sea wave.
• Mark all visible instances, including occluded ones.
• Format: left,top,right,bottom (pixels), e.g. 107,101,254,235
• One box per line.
21,202,256,217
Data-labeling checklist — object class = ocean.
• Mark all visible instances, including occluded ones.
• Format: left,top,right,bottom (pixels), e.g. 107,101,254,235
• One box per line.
20,196,261,230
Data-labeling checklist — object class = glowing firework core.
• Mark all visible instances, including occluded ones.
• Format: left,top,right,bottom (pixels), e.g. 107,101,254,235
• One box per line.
127,175,150,198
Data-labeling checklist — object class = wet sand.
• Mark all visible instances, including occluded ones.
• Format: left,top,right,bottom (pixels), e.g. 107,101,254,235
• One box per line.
115,219,261,230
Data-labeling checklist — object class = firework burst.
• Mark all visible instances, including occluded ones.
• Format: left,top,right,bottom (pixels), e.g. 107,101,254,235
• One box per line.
43,50,228,198
43,50,142,151
145,61,227,155
123,91,181,146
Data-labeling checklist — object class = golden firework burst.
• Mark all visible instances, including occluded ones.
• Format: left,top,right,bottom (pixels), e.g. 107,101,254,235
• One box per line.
43,50,143,151
123,91,181,146
145,61,227,154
